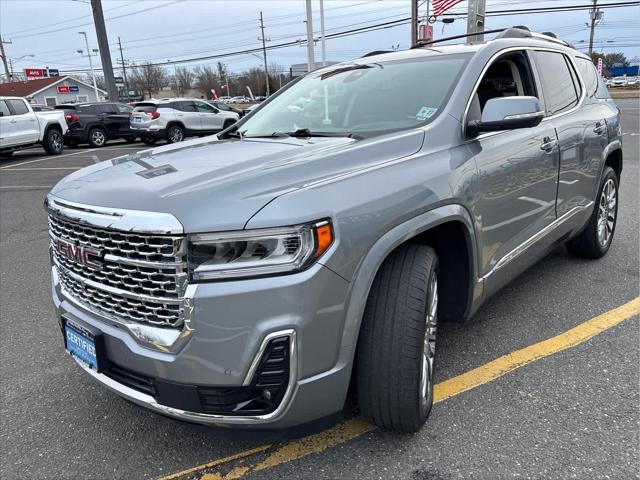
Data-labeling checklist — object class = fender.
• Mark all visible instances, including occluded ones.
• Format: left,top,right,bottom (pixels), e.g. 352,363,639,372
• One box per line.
598,140,623,183
337,203,479,351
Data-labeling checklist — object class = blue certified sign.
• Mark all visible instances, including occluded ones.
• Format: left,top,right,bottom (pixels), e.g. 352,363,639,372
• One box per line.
69,85,79,93
65,324,98,370
48,69,60,77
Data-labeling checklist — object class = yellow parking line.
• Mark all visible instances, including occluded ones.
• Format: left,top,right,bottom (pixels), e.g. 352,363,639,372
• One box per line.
158,297,640,480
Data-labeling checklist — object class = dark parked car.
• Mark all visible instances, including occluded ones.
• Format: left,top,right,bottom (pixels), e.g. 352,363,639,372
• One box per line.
56,102,136,147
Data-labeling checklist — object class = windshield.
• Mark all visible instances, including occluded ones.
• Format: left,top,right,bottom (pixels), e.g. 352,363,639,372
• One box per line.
237,54,470,138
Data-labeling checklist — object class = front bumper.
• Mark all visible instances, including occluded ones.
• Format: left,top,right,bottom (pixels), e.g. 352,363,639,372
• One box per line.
52,261,354,428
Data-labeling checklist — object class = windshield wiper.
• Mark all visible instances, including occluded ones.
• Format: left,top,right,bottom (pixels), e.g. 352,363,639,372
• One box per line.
285,128,363,139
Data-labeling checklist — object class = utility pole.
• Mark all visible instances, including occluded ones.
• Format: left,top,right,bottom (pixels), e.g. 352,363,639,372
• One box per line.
411,0,418,45
588,0,602,57
467,0,486,42
259,11,270,96
91,0,118,101
0,37,13,82
304,0,315,72
117,37,130,101
319,0,326,66
78,32,100,101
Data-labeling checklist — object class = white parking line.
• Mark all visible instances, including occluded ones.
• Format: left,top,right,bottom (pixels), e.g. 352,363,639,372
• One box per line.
0,149,97,170
0,145,144,171
0,185,53,190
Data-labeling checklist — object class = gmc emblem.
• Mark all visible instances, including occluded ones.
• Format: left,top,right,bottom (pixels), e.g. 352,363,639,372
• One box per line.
54,238,103,270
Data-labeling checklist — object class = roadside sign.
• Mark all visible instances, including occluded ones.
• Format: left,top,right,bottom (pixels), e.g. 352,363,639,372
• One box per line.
57,86,70,93
48,69,60,77
114,76,124,86
419,24,433,43
69,85,79,93
597,58,603,77
25,68,46,78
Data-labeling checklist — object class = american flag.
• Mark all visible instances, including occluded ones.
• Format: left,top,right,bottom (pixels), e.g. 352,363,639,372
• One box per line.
432,0,465,17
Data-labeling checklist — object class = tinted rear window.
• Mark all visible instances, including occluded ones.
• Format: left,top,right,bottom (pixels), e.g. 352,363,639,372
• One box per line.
7,99,29,115
133,105,157,113
534,51,580,115
574,57,600,98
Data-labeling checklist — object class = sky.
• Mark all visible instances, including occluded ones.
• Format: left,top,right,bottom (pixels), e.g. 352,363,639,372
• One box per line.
1,0,639,78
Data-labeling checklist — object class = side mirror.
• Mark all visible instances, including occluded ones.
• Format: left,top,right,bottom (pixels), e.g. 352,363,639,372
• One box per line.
467,96,544,136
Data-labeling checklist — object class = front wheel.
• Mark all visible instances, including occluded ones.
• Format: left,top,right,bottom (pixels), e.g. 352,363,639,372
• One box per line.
166,125,185,143
357,244,439,433
566,166,619,258
43,128,64,155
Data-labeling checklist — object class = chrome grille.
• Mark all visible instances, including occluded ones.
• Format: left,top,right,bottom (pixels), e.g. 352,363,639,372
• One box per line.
49,213,187,327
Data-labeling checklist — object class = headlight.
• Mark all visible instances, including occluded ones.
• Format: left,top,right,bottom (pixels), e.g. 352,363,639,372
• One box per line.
188,220,334,281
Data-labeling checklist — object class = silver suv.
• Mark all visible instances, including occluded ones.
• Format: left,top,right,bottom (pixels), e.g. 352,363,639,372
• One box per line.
47,29,622,433
130,97,239,145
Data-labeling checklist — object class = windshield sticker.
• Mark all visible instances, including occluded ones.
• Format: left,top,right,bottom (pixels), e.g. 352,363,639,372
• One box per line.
416,106,438,121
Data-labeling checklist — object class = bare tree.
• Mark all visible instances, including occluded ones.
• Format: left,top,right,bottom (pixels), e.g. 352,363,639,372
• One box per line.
175,66,194,96
129,62,167,99
193,65,218,98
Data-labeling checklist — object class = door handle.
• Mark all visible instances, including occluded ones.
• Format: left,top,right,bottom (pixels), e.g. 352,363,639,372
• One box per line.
177,114,184,117
540,137,557,152
593,123,607,135
29,118,36,122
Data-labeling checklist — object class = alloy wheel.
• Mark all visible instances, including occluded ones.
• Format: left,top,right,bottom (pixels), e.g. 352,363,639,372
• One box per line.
169,127,184,142
597,178,617,247
91,130,105,146
420,272,438,405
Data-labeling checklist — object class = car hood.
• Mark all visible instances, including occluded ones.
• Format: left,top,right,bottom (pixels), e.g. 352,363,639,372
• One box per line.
50,131,424,232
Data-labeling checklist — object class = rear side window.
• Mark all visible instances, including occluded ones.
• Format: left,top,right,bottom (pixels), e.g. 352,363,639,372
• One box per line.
574,57,599,97
116,103,132,113
78,105,96,114
172,101,197,112
96,104,118,114
534,51,580,115
0,100,10,116
7,99,29,115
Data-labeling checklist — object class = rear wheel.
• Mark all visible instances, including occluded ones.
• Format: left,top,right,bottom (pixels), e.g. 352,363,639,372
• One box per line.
357,244,439,433
141,137,157,146
566,166,619,258
88,128,107,147
43,128,64,155
166,125,185,143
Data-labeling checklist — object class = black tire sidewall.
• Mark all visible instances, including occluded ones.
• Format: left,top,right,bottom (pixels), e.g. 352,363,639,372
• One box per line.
590,167,619,256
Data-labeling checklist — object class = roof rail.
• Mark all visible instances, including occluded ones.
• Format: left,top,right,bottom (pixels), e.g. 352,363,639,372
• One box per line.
361,50,393,57
496,27,573,48
411,26,573,50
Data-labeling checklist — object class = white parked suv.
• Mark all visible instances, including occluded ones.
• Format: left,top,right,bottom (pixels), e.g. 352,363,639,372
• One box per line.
130,98,239,145
0,96,68,157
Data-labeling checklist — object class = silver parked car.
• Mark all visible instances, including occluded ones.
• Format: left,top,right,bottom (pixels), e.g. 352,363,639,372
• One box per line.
130,98,239,145
47,28,622,433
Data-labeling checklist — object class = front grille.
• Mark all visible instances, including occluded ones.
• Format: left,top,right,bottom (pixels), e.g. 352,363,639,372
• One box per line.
49,213,187,327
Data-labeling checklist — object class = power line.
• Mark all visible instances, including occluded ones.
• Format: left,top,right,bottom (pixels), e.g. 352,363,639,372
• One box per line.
53,1,640,75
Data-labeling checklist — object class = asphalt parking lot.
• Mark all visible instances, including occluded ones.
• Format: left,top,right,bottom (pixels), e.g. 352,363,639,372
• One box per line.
1,99,638,480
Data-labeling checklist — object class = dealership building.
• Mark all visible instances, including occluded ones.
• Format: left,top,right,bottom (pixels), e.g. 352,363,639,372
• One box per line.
0,76,106,106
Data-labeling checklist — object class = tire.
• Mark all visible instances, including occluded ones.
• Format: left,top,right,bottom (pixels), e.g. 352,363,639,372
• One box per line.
166,124,185,143
356,244,439,433
43,128,64,155
566,166,619,258
141,137,157,146
0,150,13,158
87,128,107,147
223,120,235,130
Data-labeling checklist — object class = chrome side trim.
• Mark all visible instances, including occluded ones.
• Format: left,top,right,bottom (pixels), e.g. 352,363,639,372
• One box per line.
242,329,295,386
45,194,184,235
482,202,593,280
503,111,544,120
72,328,298,425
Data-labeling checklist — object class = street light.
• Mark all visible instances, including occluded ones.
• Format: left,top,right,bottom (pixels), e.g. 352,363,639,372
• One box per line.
78,31,100,101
